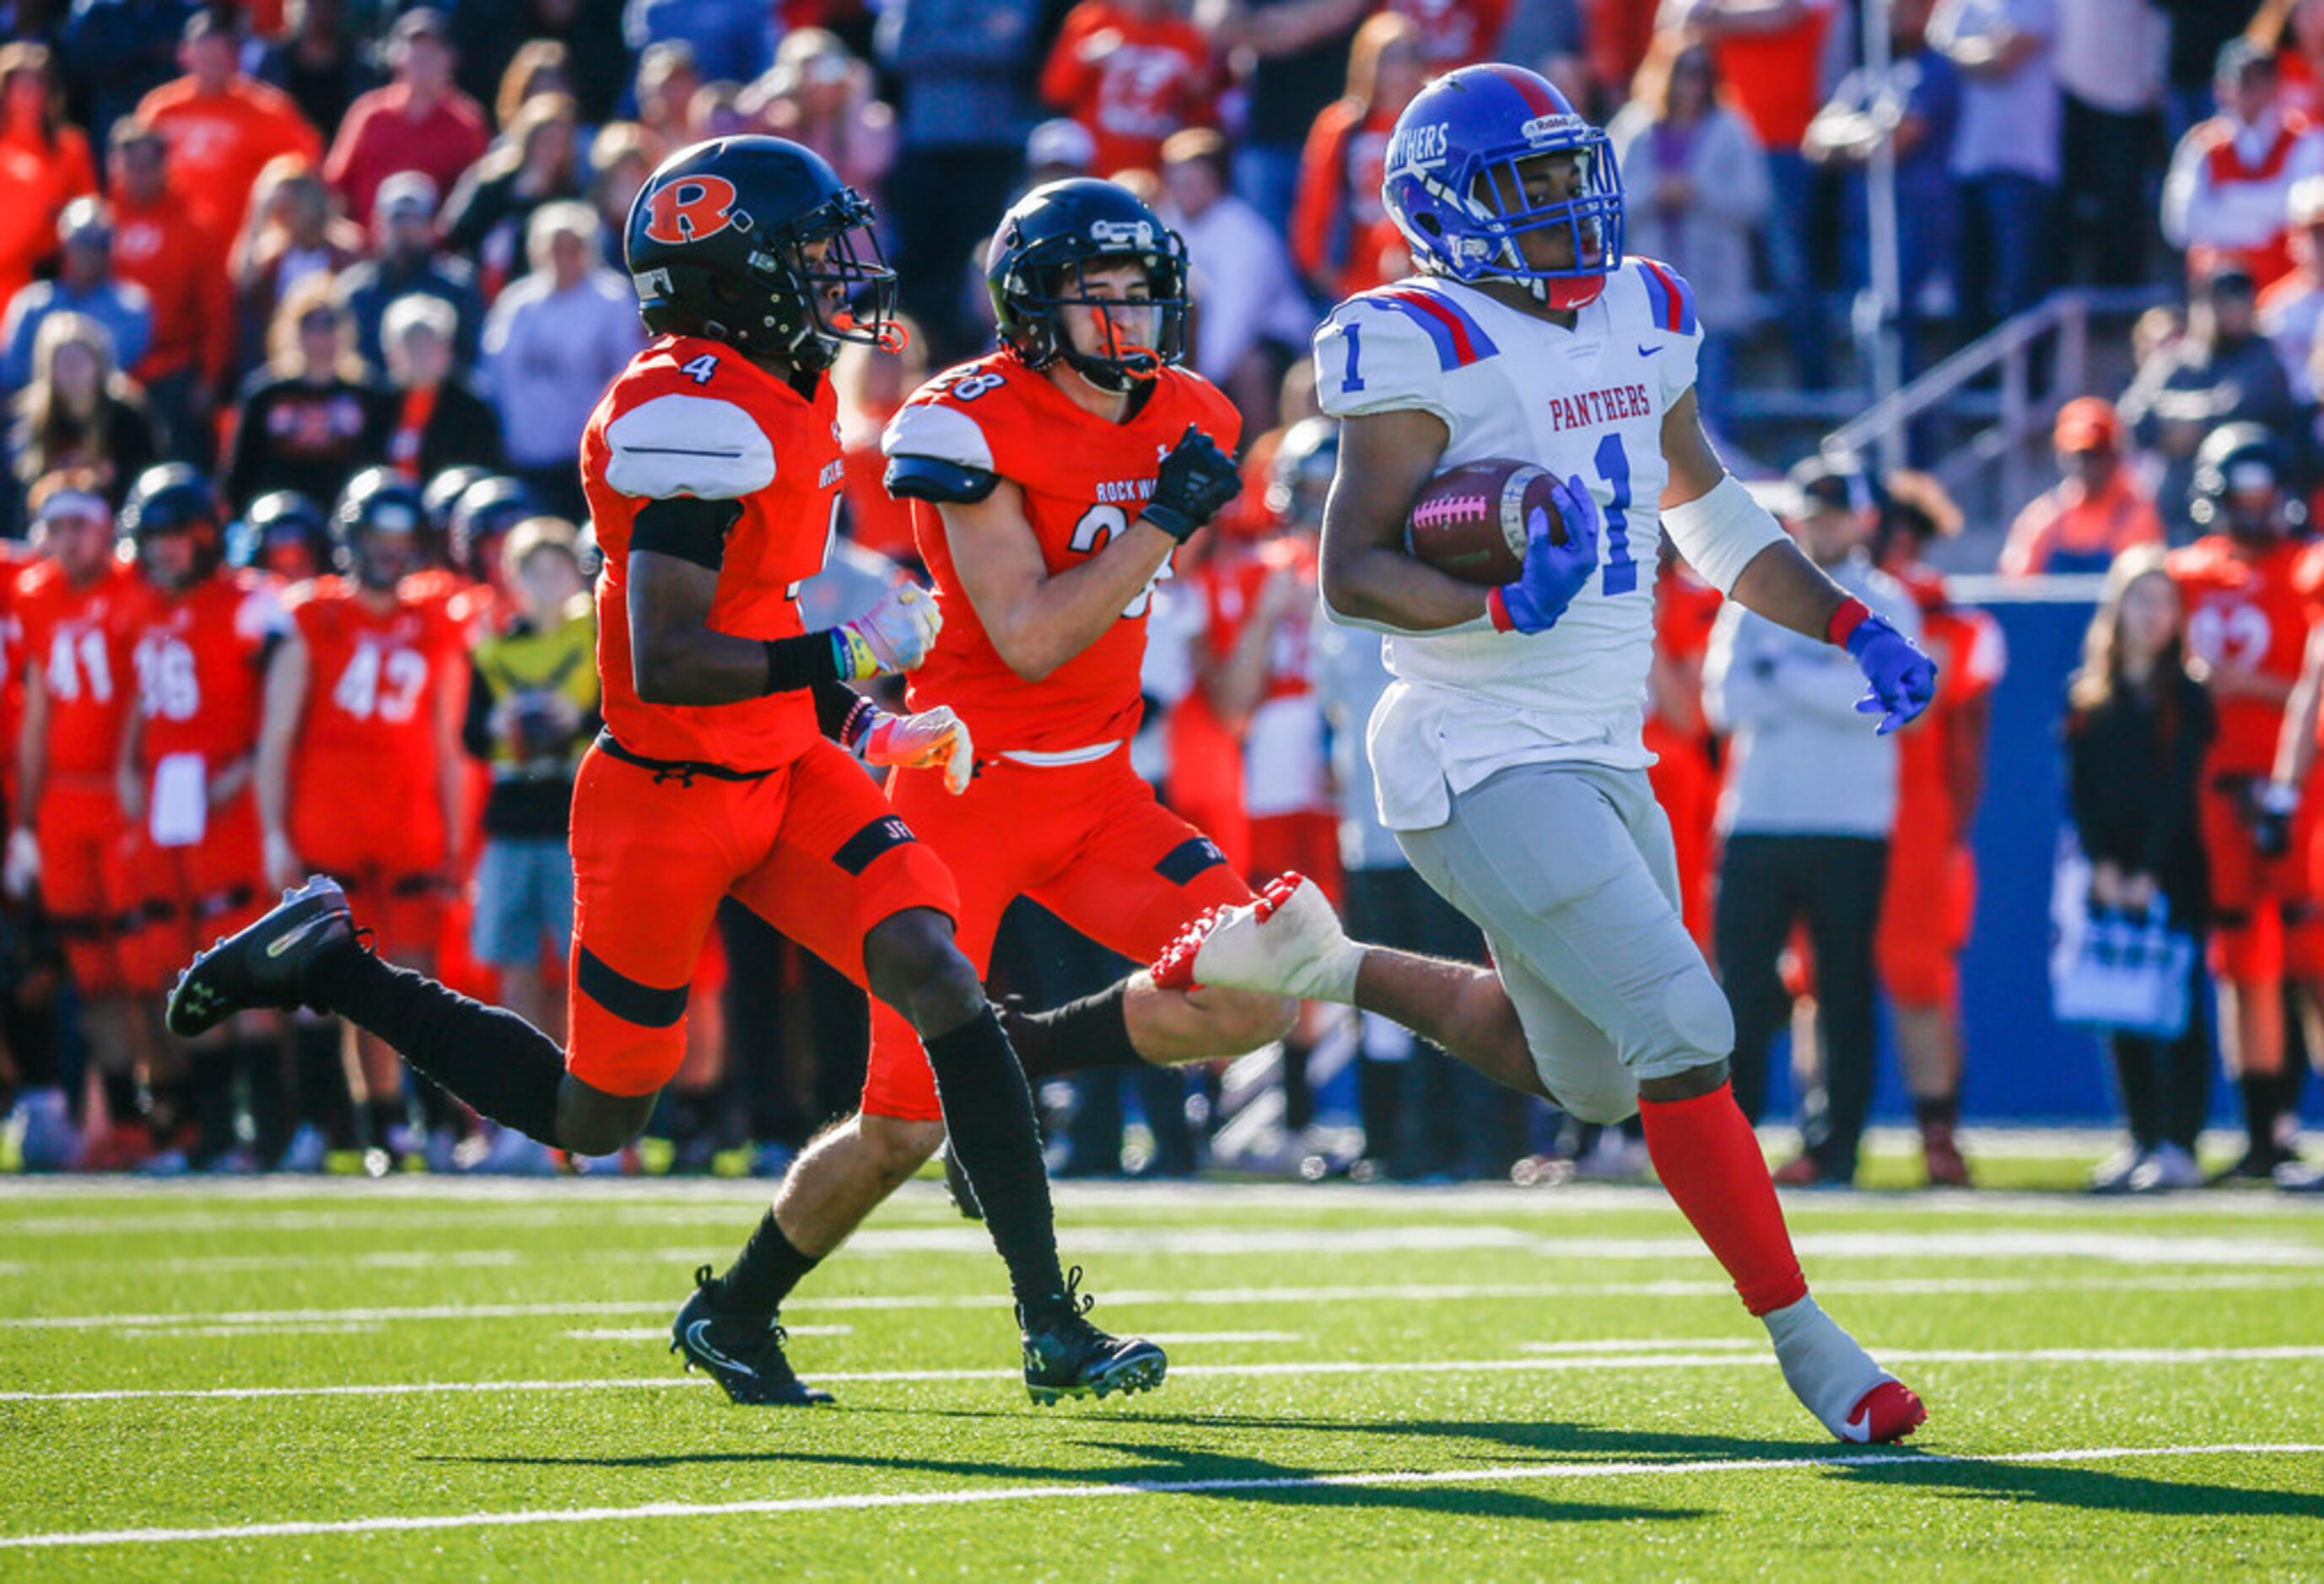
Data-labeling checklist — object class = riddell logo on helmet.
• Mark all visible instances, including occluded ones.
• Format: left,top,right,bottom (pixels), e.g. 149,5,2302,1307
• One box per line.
644,175,740,245
1521,114,1585,142
1089,218,1155,247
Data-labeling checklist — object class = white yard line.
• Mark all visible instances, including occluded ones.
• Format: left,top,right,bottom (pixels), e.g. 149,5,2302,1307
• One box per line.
6,1344,2321,1405
2,1441,2316,1551
563,1325,854,1341
9,1269,2324,1333
118,1323,386,1339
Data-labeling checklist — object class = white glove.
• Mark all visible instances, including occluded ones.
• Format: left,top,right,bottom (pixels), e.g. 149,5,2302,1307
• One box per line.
3,827,39,900
832,583,943,680
861,706,975,795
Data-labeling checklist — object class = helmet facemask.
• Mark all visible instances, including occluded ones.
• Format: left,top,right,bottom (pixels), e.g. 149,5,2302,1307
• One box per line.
1004,245,1189,393
725,188,900,371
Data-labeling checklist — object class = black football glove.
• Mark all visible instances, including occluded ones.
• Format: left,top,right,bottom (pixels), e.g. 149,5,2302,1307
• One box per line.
1140,424,1241,542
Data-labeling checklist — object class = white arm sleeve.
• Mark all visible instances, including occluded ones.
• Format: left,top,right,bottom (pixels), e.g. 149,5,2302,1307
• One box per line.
603,394,777,501
1661,473,1790,595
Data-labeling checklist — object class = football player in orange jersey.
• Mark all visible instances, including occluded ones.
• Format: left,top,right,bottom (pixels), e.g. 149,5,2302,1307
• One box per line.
254,467,468,1161
2166,425,2321,1181
6,474,154,1164
170,137,1162,1406
1871,474,2004,1188
117,464,305,1169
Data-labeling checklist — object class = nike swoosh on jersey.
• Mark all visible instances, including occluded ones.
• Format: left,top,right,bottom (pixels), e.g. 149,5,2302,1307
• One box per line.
1637,344,1663,358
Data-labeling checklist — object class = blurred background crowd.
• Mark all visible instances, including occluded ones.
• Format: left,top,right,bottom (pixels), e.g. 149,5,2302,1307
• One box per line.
0,0,2320,1196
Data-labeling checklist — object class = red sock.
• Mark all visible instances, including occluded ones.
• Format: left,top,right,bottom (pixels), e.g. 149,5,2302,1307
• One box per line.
1638,1082,1808,1317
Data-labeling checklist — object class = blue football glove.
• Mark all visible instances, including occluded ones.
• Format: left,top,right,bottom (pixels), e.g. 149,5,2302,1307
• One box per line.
1488,473,1600,634
1844,612,1938,735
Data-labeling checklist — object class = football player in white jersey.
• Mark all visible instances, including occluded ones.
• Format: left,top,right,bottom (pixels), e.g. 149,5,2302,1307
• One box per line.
1152,64,1938,1443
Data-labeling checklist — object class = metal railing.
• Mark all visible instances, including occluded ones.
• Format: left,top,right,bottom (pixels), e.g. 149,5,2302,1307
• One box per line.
1823,287,2169,520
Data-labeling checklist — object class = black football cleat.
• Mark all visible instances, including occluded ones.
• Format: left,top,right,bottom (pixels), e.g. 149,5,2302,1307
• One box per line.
671,1265,834,1406
1019,1267,1166,1406
940,1140,984,1221
167,876,355,1037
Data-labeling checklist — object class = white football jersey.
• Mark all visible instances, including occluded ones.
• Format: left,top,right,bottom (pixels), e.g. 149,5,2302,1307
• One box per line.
1312,259,1706,828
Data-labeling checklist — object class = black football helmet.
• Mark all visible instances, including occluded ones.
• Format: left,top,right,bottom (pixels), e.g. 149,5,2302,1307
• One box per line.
626,135,898,370
1265,418,1339,531
333,466,429,590
121,465,224,590
2190,423,2302,540
449,475,538,583
231,490,332,582
423,464,493,541
987,178,1190,393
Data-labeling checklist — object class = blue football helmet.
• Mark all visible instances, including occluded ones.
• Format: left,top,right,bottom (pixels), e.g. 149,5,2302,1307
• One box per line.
1380,63,1624,310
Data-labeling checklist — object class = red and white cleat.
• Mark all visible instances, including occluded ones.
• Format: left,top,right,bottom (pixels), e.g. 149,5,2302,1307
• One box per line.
1147,872,1363,1003
1763,1294,1928,1444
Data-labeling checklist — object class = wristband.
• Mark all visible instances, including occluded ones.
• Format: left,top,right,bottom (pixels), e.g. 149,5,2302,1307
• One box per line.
1486,585,1517,633
1139,504,1198,543
838,697,876,752
763,633,844,696
1825,596,1871,649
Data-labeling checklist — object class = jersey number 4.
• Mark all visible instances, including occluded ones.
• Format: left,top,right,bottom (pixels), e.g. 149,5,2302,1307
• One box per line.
1336,332,1638,595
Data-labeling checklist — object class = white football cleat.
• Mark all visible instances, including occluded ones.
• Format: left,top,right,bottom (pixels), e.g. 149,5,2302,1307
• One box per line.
1763,1294,1928,1444
1151,872,1364,1003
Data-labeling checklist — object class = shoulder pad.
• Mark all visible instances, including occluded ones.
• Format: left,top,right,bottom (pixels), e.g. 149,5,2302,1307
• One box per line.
1626,257,1699,337
604,393,777,502
882,399,995,471
885,452,1000,504
1313,288,1466,422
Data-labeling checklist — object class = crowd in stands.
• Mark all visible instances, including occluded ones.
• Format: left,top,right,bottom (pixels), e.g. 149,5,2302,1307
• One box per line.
0,0,2319,1196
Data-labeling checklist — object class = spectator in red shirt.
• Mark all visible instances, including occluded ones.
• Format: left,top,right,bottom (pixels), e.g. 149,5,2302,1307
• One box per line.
1040,0,1219,178
105,120,234,463
136,11,324,267
322,8,490,229
0,44,98,309
1290,13,1426,301
1387,0,1513,72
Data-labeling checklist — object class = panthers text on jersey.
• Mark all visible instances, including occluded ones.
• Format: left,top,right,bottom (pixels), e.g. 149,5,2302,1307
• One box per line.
882,353,1243,759
581,333,844,769
1312,258,1710,830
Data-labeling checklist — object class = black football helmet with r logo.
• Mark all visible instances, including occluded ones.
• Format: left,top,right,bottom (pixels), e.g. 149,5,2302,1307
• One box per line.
987,178,1190,393
626,135,898,371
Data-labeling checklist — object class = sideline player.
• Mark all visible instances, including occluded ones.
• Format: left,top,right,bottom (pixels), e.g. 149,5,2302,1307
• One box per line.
168,136,1162,1404
255,468,467,1161
682,179,1296,1334
1155,64,1935,1442
2170,425,2318,1183
8,476,154,1161
119,465,304,1168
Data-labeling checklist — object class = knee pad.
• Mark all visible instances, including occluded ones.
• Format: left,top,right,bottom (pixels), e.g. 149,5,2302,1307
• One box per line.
1545,1064,1640,1128
1635,965,1734,1083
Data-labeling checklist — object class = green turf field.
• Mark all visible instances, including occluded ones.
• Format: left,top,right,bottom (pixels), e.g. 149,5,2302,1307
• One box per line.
3,1148,2321,1578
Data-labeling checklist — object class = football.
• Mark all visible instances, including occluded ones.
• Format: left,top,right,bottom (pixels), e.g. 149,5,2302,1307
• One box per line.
1403,460,1564,585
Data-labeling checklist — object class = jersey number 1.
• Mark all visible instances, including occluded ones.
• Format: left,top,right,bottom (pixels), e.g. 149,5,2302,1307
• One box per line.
1592,434,1637,596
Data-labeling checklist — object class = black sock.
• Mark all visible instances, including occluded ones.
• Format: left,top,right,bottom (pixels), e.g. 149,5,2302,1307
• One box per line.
367,1096,407,1150
711,1210,819,1317
100,1069,139,1131
922,1005,1068,1312
2111,1037,2163,1151
294,1023,355,1148
2276,1064,2308,1127
1000,983,1141,1080
1912,1094,1959,1134
312,948,565,1145
1356,1055,1404,1166
238,1037,292,1166
2240,1072,2279,1155
2165,1028,2212,1154
1281,1034,1313,1133
187,1048,239,1164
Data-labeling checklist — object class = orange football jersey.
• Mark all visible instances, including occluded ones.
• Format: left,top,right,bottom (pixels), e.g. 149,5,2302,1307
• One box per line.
128,568,289,766
886,355,1243,757
14,559,148,780
582,335,843,769
2170,536,2313,774
1888,563,2005,833
287,576,462,784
